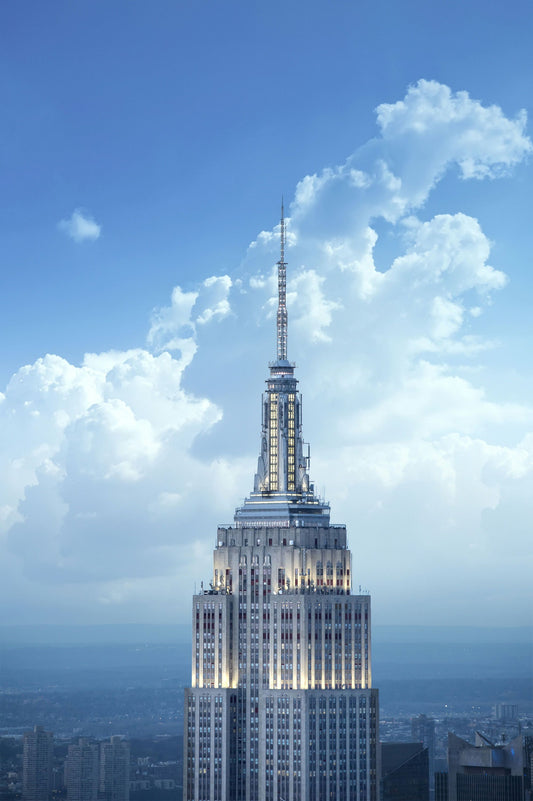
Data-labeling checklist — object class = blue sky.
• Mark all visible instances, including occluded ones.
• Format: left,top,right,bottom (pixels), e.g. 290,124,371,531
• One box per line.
1,1,532,627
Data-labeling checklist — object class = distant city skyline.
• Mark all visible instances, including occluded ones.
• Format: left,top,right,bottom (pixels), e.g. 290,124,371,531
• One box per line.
1,2,532,629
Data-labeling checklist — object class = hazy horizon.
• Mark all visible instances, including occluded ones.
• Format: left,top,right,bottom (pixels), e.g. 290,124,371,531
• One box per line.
1,622,531,645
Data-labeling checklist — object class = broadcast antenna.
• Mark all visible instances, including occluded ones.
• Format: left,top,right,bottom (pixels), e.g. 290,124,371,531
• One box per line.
276,199,288,361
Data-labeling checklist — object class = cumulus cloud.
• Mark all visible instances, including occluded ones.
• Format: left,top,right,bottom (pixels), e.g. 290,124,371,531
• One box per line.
2,349,238,598
236,80,532,622
284,81,531,263
376,80,531,180
2,80,533,626
147,275,232,354
316,431,533,624
196,275,232,325
58,209,101,243
147,286,198,359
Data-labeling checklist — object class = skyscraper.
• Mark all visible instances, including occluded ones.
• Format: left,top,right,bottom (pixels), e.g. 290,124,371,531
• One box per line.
184,206,379,801
65,738,99,801
436,732,525,801
100,737,129,801
22,725,53,801
380,742,429,801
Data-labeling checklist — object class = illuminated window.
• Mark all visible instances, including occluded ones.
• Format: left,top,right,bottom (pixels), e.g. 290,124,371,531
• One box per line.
269,393,279,490
287,395,296,491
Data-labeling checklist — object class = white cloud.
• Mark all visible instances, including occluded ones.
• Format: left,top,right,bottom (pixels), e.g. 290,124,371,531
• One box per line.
58,209,101,243
397,214,506,295
147,275,232,354
248,218,297,251
350,362,532,441
147,285,198,359
233,80,532,623
290,269,341,343
196,275,232,325
376,80,532,180
316,431,533,624
288,80,531,242
2,80,533,626
2,348,231,596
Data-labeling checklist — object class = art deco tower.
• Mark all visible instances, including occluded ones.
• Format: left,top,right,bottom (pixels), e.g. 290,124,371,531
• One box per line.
184,207,379,801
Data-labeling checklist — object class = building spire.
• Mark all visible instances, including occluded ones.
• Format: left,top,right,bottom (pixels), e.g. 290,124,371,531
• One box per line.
236,203,329,521
276,199,288,362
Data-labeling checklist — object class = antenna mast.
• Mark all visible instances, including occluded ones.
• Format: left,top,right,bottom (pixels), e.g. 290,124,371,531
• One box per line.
277,200,288,361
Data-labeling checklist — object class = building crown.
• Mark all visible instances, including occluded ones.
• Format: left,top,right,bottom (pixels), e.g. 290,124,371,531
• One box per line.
234,204,330,528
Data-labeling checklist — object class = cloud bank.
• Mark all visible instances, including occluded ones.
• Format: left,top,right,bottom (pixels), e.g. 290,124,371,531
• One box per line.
3,80,532,626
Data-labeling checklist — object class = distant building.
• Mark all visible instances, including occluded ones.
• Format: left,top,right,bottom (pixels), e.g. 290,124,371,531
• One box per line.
65,739,99,801
434,771,448,801
22,725,53,801
494,703,518,721
100,737,129,801
435,731,525,801
412,714,436,794
380,742,429,801
524,734,533,798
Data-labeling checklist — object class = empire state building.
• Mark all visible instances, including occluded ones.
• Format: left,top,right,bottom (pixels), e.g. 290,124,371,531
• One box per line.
183,208,379,801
